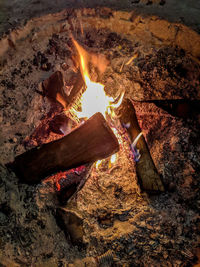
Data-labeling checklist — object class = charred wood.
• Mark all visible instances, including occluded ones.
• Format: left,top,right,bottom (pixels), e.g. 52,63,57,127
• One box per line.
55,209,86,249
42,70,84,109
10,112,119,184
120,99,164,193
56,164,93,205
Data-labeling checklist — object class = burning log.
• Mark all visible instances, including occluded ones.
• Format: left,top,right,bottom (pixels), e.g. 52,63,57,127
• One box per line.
42,70,67,103
42,70,84,109
56,164,93,205
10,112,119,184
120,99,164,193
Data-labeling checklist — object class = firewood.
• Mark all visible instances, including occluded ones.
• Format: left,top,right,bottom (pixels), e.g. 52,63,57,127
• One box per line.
10,112,119,184
42,70,66,103
119,99,164,193
56,164,93,205
42,70,84,109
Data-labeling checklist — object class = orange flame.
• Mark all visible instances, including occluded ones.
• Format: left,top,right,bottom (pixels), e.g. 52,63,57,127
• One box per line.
72,38,123,119
70,38,124,170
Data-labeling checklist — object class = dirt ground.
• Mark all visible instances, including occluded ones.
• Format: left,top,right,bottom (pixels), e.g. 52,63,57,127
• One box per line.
0,0,200,37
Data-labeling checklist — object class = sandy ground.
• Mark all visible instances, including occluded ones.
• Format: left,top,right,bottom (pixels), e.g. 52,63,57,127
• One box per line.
0,0,200,37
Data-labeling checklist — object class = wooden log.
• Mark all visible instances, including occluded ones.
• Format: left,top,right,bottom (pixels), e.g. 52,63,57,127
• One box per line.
10,113,119,184
42,70,67,103
56,164,93,205
42,70,84,109
119,99,164,193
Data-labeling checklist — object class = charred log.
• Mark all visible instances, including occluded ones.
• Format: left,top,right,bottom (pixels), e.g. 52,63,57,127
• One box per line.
120,99,164,193
56,164,93,205
42,70,84,109
9,112,119,184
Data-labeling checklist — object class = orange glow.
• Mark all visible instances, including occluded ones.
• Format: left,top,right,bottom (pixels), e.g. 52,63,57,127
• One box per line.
72,38,124,119
56,93,67,109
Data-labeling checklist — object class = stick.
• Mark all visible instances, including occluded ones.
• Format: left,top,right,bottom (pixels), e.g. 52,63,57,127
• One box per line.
10,113,119,184
119,99,164,193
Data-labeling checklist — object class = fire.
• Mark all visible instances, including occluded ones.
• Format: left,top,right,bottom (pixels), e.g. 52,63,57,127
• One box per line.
95,153,118,170
78,77,114,119
95,159,102,169
68,38,124,170
72,38,123,119
108,153,117,168
110,153,117,164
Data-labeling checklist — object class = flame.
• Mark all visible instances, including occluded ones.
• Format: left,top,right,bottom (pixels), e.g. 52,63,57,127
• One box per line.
108,153,117,168
67,38,124,172
96,153,117,170
72,38,123,119
56,93,67,109
95,159,102,169
110,153,117,164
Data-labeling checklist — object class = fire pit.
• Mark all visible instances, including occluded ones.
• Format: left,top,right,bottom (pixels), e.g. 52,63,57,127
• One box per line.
0,6,200,266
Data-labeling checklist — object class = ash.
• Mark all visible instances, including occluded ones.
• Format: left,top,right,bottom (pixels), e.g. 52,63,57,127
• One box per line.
0,8,199,266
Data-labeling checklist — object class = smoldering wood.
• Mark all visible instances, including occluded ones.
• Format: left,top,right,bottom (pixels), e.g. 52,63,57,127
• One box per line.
42,70,84,109
56,164,93,205
64,70,85,110
10,112,119,184
49,114,76,135
42,70,66,102
120,98,164,193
